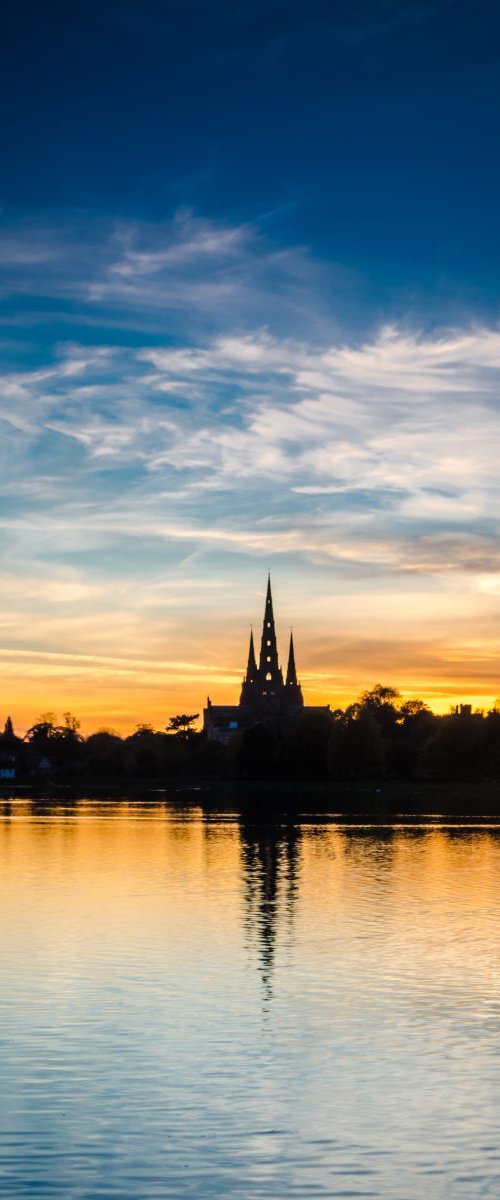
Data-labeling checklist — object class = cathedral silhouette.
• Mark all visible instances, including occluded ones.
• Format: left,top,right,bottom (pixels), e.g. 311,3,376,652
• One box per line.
204,575,329,742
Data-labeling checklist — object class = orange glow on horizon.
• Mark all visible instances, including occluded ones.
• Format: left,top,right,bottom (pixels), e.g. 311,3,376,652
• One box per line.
2,651,499,736
2,569,500,734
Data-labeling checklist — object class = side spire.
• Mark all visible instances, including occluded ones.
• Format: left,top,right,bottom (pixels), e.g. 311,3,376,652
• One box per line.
285,631,303,707
245,629,258,683
285,632,298,686
240,628,259,705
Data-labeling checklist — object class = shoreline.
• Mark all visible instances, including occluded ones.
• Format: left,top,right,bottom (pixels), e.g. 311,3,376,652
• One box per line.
3,777,500,818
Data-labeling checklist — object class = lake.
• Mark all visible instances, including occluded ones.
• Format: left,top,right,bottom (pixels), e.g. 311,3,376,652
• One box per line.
1,796,500,1198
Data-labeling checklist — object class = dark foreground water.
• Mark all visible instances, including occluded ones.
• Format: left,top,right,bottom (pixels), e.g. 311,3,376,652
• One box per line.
1,798,500,1199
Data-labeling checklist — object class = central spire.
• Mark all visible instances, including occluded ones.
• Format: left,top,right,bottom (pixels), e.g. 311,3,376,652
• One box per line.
258,574,283,698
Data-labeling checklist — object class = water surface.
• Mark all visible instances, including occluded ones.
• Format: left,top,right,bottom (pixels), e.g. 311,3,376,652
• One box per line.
1,797,500,1198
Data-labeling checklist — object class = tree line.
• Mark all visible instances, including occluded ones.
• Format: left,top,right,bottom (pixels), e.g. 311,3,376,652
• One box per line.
2,686,500,783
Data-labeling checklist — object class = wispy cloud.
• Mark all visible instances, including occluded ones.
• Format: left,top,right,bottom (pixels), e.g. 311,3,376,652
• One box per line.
108,215,250,277
0,211,325,337
3,320,500,569
2,210,500,726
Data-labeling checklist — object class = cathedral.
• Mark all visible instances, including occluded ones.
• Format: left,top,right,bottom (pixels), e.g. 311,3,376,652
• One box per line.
204,576,329,742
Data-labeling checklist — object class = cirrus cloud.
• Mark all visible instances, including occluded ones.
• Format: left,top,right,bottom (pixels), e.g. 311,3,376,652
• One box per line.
2,211,500,727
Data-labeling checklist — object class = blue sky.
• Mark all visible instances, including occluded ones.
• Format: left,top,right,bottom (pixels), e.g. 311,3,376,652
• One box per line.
2,0,500,728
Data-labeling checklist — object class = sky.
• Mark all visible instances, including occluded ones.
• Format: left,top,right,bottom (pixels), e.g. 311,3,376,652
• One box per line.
2,0,500,731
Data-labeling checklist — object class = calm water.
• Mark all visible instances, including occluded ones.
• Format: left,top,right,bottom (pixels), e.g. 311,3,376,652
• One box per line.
1,798,500,1199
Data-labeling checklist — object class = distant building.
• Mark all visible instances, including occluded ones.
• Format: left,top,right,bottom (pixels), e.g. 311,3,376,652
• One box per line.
0,754,15,781
204,576,330,743
35,757,53,773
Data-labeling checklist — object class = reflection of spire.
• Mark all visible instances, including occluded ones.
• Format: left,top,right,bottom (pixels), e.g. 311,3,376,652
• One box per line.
239,817,301,1005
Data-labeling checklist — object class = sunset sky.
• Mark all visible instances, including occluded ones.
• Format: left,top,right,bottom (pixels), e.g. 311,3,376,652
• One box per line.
2,0,500,732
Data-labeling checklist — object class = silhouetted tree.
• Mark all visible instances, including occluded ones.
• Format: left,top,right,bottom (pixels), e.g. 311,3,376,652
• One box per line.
85,731,125,777
421,711,487,781
24,711,83,772
283,711,333,779
61,712,82,738
0,717,21,776
482,710,500,780
167,714,199,739
359,684,401,737
26,713,58,743
399,699,429,719
328,706,386,779
389,699,436,778
10,686,500,788
237,723,277,779
125,726,162,776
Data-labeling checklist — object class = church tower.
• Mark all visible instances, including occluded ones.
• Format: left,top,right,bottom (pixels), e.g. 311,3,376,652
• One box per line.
204,574,329,741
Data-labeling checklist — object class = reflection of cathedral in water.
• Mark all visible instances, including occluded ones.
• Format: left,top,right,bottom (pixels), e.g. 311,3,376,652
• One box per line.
239,818,302,1002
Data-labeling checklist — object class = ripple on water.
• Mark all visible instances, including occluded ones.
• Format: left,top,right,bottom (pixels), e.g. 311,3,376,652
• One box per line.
1,803,500,1198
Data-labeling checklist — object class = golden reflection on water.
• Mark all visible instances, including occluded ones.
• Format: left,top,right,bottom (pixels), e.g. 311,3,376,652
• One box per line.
2,799,500,1199
1,804,500,995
